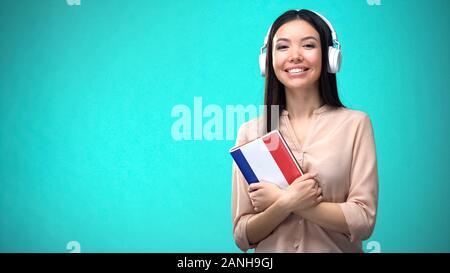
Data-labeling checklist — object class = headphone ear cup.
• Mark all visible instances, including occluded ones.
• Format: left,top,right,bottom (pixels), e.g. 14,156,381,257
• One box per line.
328,46,342,73
259,52,267,76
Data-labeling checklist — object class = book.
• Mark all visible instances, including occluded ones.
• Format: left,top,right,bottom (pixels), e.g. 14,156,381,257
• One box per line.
229,129,303,189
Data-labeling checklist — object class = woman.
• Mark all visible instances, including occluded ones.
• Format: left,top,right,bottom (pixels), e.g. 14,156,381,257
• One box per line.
231,9,378,252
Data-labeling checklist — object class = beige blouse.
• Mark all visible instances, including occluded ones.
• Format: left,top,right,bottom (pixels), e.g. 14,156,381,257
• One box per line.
231,104,378,253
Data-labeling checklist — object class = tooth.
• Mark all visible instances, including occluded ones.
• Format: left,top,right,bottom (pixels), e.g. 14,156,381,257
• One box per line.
288,68,304,73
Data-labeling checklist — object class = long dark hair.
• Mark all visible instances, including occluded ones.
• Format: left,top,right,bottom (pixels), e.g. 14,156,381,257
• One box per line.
263,9,344,132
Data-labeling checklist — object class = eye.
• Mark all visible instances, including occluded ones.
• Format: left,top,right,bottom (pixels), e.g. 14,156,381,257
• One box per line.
303,44,316,49
276,45,288,50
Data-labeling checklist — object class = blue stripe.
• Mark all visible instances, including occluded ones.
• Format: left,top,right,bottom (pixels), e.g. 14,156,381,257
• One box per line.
230,149,259,184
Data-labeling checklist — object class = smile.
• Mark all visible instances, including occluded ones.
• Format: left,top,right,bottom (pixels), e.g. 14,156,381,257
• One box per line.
285,67,310,74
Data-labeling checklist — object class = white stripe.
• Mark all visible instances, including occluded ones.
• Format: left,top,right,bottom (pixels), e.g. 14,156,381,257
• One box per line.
240,138,289,189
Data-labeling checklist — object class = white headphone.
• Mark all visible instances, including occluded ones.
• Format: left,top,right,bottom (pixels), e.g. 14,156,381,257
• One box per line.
259,10,342,76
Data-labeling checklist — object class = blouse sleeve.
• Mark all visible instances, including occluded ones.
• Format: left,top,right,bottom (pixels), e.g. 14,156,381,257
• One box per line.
231,122,258,252
339,114,379,242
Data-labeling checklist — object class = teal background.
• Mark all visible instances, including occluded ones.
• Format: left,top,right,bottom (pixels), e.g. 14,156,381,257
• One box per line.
0,0,449,252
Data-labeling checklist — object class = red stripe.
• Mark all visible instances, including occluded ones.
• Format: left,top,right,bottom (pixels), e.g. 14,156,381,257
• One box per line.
262,131,302,185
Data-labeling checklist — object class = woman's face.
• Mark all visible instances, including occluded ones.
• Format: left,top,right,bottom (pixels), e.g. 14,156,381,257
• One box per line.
272,19,322,91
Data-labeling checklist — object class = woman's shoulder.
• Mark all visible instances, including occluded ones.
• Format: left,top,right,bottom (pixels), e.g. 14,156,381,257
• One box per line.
235,116,265,145
325,106,375,139
328,106,372,124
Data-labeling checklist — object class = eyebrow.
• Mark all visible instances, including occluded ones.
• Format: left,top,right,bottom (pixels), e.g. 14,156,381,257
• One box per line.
275,36,319,43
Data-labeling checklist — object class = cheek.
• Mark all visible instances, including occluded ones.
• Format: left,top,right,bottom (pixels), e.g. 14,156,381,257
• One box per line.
272,52,285,70
272,52,287,79
305,50,322,68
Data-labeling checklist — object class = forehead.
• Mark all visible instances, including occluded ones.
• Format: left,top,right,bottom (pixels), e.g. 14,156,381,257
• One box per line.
274,19,320,42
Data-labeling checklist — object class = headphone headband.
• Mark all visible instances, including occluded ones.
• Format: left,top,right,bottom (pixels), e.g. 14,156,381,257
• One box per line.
309,10,338,44
261,10,339,51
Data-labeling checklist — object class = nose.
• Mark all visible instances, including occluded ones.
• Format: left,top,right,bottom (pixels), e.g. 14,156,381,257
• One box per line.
289,49,304,63
289,54,303,63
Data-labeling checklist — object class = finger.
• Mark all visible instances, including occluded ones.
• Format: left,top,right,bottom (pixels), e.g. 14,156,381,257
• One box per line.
302,173,317,181
317,195,323,203
316,187,322,196
302,179,317,188
311,178,319,186
250,191,262,200
293,173,316,183
249,192,255,200
250,190,262,199
248,183,262,192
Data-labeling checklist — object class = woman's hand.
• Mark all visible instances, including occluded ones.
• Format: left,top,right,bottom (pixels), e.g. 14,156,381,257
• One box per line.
279,173,323,213
248,182,284,212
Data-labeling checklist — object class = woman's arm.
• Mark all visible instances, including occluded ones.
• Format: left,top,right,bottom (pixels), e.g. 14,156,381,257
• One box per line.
246,198,291,245
293,203,349,234
248,181,349,235
246,173,321,244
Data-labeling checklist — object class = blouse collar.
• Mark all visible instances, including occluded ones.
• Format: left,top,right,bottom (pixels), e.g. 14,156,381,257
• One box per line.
281,104,331,117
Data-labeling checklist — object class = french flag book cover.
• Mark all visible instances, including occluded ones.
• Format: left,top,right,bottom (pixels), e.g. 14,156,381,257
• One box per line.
230,130,303,188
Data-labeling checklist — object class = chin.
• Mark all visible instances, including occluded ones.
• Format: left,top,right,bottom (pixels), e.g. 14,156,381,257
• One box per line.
282,80,314,90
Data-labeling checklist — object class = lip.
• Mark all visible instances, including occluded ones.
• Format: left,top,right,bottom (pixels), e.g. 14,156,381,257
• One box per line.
284,66,310,78
284,65,309,72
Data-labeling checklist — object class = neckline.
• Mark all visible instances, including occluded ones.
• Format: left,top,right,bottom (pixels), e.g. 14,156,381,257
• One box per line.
281,103,330,117
281,104,330,153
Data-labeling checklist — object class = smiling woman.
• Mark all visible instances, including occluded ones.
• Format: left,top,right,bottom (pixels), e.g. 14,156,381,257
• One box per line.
273,21,322,88
231,9,379,253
